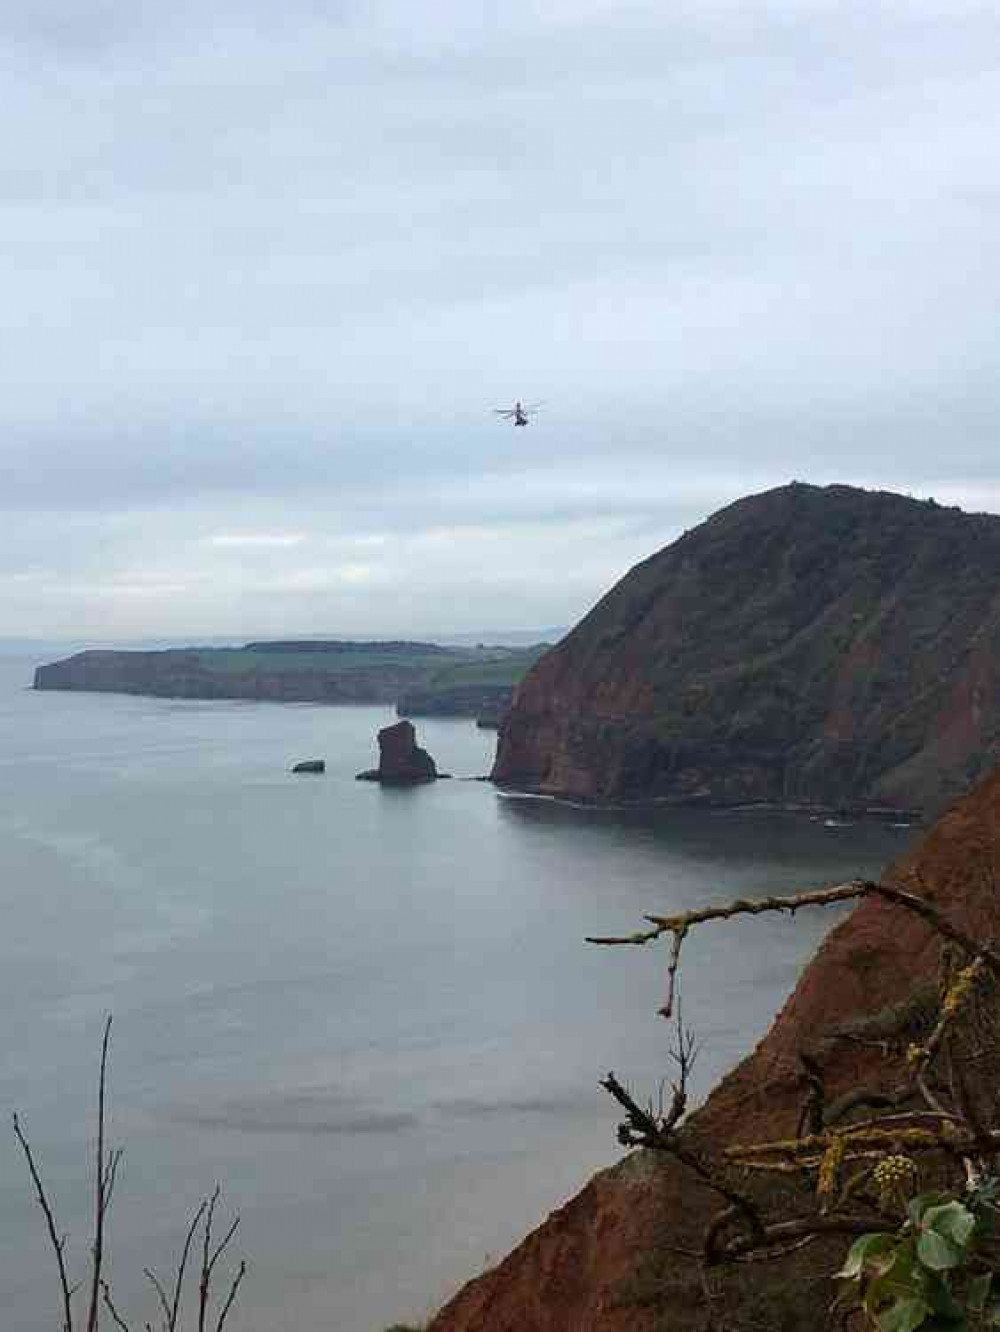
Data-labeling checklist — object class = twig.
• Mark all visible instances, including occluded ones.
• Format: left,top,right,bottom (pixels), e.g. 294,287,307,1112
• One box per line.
198,1187,220,1332
215,1261,246,1332
12,1111,75,1332
144,1268,172,1330
170,1199,209,1331
85,1015,114,1332
100,1280,133,1332
714,1214,887,1263
871,883,1000,971
797,1052,826,1137
589,883,870,1017
589,878,1000,1020
822,1085,916,1126
199,1186,241,1332
601,1071,766,1248
588,883,871,947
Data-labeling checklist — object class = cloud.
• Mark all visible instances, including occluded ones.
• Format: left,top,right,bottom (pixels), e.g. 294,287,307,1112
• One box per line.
207,532,308,548
3,2,1000,634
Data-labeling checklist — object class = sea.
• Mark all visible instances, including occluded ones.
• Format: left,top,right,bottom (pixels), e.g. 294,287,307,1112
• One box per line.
0,653,916,1331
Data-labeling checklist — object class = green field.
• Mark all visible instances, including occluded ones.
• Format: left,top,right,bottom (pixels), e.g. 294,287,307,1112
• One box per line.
415,646,548,690
190,645,472,677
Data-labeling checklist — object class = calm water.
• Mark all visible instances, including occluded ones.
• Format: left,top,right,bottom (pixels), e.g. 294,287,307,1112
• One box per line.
0,655,915,1331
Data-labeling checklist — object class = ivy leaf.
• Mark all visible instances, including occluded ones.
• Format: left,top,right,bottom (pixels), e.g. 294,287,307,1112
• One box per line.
909,1194,954,1228
837,1232,897,1280
917,1228,962,1272
924,1203,977,1252
866,1245,926,1319
876,1295,931,1332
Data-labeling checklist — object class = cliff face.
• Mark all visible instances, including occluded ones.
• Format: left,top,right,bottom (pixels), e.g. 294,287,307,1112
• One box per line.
33,643,467,705
492,483,1000,814
396,683,514,719
429,763,1000,1332
396,646,548,719
34,641,545,716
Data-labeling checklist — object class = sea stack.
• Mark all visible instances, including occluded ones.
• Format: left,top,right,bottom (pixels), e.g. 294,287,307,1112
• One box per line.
356,719,439,784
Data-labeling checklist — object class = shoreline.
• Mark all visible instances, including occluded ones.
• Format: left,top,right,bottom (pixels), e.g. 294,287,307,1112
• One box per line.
490,782,924,825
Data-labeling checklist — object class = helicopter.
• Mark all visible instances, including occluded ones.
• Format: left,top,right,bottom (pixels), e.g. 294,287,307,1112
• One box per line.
493,399,541,427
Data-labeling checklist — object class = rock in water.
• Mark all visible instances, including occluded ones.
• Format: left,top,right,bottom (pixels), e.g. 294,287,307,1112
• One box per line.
356,719,439,784
291,758,325,774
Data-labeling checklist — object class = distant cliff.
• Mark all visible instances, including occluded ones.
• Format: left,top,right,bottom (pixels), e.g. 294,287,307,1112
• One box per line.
396,645,547,720
33,640,547,715
493,483,1000,814
34,641,470,705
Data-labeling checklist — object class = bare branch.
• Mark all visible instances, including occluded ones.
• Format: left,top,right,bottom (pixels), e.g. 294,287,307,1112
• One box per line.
208,1218,241,1283
143,1268,172,1330
659,927,686,1019
589,878,1000,1022
712,1213,889,1264
823,1084,915,1127
12,1111,75,1332
797,1052,826,1137
589,883,870,1018
871,882,1000,970
588,882,871,948
198,1186,241,1332
600,1070,766,1248
214,1261,246,1332
169,1199,209,1331
198,1187,220,1332
102,1147,125,1218
100,1280,133,1332
15,1016,245,1332
590,863,1000,1311
85,1014,114,1332
723,1119,996,1171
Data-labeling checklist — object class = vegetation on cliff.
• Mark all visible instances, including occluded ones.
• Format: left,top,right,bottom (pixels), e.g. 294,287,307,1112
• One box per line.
431,762,1000,1332
33,639,539,713
493,483,1000,814
592,877,1000,1330
395,644,547,718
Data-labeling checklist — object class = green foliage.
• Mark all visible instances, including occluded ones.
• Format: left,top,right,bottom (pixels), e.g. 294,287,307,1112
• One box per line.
416,645,547,690
838,1185,1000,1330
193,646,466,676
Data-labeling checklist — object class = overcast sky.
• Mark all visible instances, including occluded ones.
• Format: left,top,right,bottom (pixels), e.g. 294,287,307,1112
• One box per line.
4,1,1000,639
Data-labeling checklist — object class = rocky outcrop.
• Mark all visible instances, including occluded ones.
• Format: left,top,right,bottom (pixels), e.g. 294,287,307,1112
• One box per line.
356,720,439,784
493,484,1000,814
290,759,325,774
396,683,515,720
429,762,1000,1332
476,709,508,730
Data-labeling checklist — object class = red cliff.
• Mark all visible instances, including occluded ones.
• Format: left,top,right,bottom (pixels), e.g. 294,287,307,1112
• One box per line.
430,766,1000,1331
492,484,1000,814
